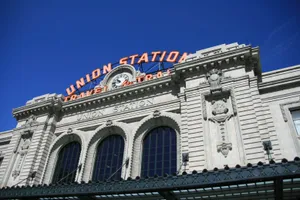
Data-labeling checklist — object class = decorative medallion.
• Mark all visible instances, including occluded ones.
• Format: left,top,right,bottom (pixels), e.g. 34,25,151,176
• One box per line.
106,120,113,126
217,142,232,158
212,98,228,115
153,110,161,118
206,68,222,92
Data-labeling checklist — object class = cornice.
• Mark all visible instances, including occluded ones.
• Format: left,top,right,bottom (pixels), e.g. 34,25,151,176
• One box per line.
61,75,173,112
12,97,63,120
261,92,300,102
259,75,300,92
0,129,13,136
261,64,300,77
173,46,255,73
0,136,12,143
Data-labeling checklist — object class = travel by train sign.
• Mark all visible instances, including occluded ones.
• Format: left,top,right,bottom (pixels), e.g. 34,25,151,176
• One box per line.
64,51,188,102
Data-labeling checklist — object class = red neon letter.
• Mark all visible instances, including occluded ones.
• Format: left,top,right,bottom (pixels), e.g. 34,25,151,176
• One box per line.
66,85,76,96
79,92,86,98
151,51,161,62
76,78,85,89
85,89,94,96
167,69,171,75
137,53,149,64
103,63,112,74
145,74,153,81
159,51,167,62
94,87,102,94
64,96,71,102
156,71,163,78
86,74,91,83
136,76,144,83
119,57,128,65
70,95,77,100
129,54,139,65
103,85,108,92
178,52,188,63
166,51,179,62
92,68,101,80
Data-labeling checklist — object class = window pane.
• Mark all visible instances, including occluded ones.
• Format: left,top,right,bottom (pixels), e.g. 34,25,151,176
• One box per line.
292,110,300,136
141,126,177,177
294,119,300,135
92,135,124,181
292,110,300,120
52,142,81,183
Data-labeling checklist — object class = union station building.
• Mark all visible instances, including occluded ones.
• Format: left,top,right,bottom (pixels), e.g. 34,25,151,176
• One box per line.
0,43,300,199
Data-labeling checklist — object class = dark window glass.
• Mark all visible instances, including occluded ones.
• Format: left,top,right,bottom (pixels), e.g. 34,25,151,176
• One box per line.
292,110,300,135
141,126,177,177
52,142,81,183
92,135,124,181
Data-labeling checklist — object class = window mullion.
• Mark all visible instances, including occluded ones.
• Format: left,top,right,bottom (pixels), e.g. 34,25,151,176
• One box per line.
116,137,122,179
162,127,165,175
69,143,76,182
154,128,158,175
109,136,116,179
61,144,71,182
169,128,172,174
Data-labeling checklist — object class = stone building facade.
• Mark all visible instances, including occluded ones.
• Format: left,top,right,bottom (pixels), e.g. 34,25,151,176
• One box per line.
0,43,300,188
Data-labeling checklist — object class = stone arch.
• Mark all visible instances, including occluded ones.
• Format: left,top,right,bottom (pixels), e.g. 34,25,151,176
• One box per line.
82,121,132,182
130,111,181,178
42,129,87,184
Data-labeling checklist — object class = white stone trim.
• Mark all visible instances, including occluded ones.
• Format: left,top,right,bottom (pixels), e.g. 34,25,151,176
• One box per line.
280,98,300,122
280,101,300,152
130,111,181,178
82,121,132,182
41,129,87,184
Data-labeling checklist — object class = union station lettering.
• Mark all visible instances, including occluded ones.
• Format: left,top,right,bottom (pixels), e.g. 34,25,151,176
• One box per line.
77,110,103,121
77,99,154,121
64,51,188,102
113,98,154,112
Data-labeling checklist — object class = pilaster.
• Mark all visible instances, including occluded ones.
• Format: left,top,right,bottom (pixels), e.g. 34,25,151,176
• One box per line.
185,87,206,171
178,93,189,172
234,79,265,163
249,77,282,162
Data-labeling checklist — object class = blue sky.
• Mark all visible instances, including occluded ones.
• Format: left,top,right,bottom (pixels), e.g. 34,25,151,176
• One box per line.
0,0,299,131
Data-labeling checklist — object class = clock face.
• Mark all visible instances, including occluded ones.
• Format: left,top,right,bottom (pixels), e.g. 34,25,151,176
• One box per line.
111,73,130,89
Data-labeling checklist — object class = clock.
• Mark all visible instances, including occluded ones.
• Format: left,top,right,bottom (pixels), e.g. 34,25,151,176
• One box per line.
111,73,130,89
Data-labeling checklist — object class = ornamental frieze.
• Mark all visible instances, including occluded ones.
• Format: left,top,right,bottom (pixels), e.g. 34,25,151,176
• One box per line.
76,98,154,121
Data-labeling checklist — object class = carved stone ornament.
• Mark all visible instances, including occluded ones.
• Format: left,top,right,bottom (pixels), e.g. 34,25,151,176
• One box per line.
67,128,73,134
153,110,161,118
212,98,228,115
217,142,232,158
12,170,20,178
106,120,113,126
206,68,222,92
12,134,32,178
23,115,37,127
21,138,30,152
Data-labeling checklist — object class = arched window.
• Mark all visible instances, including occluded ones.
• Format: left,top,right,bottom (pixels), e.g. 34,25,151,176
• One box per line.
52,142,81,183
92,135,124,181
141,126,177,177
